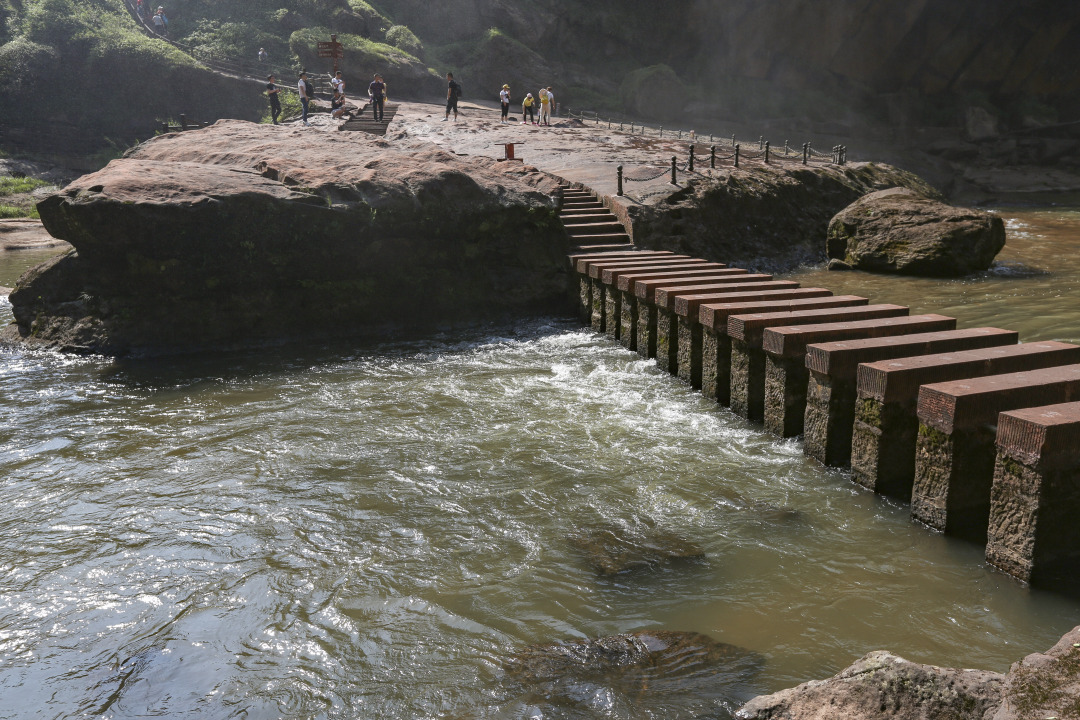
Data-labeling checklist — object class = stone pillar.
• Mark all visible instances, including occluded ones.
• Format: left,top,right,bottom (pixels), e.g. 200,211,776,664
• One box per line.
619,289,637,351
987,402,1080,585
656,308,679,374
701,328,733,405
579,275,592,324
911,364,1080,542
765,355,810,437
677,315,704,388
851,342,1080,500
729,339,766,421
637,300,657,359
590,280,606,332
604,284,620,340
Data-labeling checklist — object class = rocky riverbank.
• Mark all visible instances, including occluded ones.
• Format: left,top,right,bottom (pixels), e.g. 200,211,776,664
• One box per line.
1,101,1012,355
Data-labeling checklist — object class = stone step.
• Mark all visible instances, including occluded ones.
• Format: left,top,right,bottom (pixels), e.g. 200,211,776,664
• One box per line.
560,206,608,215
912,362,1080,542
565,221,626,235
582,255,697,278
851,341,1080,503
987,401,1080,585
561,213,619,225
760,315,962,441
568,232,632,244
727,304,911,422
795,327,1019,457
571,243,635,253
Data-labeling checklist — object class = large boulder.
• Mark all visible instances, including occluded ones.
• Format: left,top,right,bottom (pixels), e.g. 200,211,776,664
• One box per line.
737,625,1080,720
626,162,939,273
1,119,571,356
827,187,1005,276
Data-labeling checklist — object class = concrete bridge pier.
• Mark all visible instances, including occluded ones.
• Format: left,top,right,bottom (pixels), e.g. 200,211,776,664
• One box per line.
987,402,1080,585
615,265,730,351
911,364,1080,542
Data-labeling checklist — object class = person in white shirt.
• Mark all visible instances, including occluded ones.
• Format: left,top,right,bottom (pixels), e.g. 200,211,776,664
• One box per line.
331,71,344,99
499,84,510,123
545,87,555,124
298,71,310,126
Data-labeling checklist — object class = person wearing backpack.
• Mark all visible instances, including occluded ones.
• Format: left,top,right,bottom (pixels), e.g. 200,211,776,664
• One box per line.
443,72,461,122
298,71,311,126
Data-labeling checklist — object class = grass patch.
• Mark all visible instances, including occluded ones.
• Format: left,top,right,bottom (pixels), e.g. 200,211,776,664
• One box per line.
0,204,39,219
0,176,50,196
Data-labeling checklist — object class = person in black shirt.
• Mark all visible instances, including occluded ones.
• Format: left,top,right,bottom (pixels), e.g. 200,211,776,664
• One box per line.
266,74,281,125
444,72,460,122
368,73,386,121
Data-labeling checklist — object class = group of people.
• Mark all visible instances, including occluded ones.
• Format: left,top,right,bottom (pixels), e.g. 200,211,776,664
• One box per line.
513,86,555,126
265,69,388,126
136,0,168,36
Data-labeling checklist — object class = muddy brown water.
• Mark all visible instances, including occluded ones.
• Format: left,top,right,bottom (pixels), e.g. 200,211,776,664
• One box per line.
1,208,1078,719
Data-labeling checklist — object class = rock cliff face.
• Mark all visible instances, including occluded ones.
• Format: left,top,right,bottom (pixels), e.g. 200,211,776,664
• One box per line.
1,120,571,356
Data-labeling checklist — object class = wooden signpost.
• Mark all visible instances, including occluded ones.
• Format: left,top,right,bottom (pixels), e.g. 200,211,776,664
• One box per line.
317,34,344,74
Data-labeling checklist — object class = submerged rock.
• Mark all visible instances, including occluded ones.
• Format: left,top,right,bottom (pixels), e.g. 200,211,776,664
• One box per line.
827,187,1006,276
737,624,1080,720
568,524,705,575
2,120,571,356
506,630,764,715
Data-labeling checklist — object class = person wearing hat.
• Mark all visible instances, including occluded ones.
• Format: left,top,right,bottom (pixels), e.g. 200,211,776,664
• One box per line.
499,84,511,124
522,92,535,125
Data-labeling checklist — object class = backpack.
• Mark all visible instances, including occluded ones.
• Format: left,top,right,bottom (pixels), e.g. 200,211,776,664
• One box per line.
303,78,315,99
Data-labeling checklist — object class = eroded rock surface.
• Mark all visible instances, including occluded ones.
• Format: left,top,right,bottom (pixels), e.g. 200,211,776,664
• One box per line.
737,625,1080,720
2,120,570,355
827,187,1006,276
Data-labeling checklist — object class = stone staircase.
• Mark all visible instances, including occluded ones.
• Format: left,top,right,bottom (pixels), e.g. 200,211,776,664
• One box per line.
559,186,634,253
340,102,399,136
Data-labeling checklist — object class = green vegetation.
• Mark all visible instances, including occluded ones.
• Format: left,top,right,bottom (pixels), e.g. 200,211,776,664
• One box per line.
384,24,421,57
0,176,50,196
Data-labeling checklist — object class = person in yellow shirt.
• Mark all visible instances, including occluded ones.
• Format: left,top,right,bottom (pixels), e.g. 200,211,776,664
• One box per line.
522,93,536,125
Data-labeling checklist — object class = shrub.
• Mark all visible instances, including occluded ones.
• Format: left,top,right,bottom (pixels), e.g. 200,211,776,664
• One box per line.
384,24,421,57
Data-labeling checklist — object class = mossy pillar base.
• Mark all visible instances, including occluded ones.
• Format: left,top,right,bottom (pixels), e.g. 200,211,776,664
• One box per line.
911,424,997,542
637,301,657,359
656,308,678,375
590,281,606,333
701,329,733,406
579,276,591,324
677,316,703,389
604,285,620,340
851,398,923,501
803,373,859,465
730,339,766,422
764,355,809,438
619,290,637,351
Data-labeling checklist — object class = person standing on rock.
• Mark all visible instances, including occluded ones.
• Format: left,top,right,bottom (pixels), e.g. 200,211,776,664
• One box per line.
444,72,461,122
538,86,550,126
331,70,344,99
545,87,555,123
266,74,282,125
369,73,386,121
499,84,511,123
298,71,310,126
522,93,535,124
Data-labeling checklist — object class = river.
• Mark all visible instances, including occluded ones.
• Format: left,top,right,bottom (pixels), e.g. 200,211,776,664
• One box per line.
1,207,1078,719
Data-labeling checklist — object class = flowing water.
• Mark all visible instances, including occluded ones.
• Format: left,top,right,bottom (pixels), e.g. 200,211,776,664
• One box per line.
1,208,1079,720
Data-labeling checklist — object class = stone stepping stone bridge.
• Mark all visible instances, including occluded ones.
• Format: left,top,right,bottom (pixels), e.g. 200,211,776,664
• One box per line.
559,182,1080,591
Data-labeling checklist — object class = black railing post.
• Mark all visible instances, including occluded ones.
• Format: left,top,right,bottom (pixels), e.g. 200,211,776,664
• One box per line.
678,130,682,140
659,126,664,138
630,121,634,133
734,144,740,168
162,121,169,133
670,156,677,185
803,142,809,165
785,140,790,156
617,165,624,196
710,145,716,169
180,114,188,131
764,141,770,164
688,145,694,172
